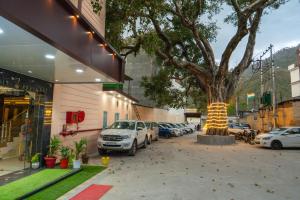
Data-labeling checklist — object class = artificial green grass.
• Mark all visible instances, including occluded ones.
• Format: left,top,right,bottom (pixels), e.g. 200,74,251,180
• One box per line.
0,169,72,200
28,166,105,200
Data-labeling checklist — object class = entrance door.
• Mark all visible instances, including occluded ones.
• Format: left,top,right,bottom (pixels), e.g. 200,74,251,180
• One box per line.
0,87,45,175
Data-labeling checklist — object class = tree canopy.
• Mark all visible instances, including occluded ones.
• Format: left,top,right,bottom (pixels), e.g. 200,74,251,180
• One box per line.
93,0,288,107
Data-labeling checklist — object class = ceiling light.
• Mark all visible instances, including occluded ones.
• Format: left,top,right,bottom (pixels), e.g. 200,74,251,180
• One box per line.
109,91,114,94
117,94,121,98
125,98,127,100
28,70,33,74
55,80,59,82
45,54,55,59
0,28,4,34
76,69,84,73
76,15,80,18
95,78,101,82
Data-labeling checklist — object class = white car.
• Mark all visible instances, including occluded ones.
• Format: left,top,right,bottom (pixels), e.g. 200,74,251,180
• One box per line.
145,122,159,142
255,127,300,149
98,120,148,156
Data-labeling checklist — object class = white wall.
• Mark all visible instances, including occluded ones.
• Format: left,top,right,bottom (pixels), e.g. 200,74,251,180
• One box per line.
69,0,106,36
51,84,132,154
288,64,300,98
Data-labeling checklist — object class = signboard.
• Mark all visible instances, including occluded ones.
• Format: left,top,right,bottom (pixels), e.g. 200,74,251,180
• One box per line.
102,83,123,91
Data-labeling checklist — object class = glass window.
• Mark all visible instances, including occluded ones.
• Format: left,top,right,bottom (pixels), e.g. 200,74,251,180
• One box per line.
137,122,145,129
114,112,120,122
110,121,135,130
145,122,151,129
125,114,129,120
102,111,108,128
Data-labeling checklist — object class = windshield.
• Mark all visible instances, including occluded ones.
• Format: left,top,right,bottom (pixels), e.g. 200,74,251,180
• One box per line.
145,122,151,128
269,128,288,134
110,121,136,130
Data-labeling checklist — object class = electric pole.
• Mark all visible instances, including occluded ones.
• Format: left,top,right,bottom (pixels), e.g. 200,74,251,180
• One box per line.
270,44,277,129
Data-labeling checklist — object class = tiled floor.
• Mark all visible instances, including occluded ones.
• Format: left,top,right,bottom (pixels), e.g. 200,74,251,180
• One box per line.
0,157,27,177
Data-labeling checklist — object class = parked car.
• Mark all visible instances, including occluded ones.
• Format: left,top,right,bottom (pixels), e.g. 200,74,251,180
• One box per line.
159,123,180,137
167,123,183,136
179,123,193,134
255,127,300,149
158,124,173,138
97,120,148,156
145,122,159,142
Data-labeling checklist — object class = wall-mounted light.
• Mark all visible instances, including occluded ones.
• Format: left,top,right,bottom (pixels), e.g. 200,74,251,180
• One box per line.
0,28,4,34
117,94,121,98
28,70,33,74
55,79,59,82
95,78,101,82
45,54,55,60
76,15,80,19
76,69,84,73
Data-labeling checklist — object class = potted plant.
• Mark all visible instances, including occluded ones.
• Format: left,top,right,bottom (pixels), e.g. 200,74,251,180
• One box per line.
31,153,40,169
73,138,86,169
81,138,89,164
44,136,61,168
60,146,70,169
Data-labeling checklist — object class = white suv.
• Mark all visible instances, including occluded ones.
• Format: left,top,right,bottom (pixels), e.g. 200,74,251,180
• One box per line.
98,120,148,156
255,127,300,149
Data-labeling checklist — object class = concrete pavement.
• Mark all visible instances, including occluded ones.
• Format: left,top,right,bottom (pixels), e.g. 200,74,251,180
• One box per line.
59,133,300,200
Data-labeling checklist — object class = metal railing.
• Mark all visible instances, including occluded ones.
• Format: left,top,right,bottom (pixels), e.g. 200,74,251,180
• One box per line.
0,110,28,146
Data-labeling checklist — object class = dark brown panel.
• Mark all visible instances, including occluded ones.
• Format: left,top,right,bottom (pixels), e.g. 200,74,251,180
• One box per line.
0,0,124,82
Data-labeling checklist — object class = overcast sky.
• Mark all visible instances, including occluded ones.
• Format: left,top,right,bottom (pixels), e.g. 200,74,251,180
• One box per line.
212,0,300,67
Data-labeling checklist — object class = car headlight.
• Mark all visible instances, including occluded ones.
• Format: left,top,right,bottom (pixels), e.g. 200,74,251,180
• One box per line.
121,135,130,139
262,136,272,140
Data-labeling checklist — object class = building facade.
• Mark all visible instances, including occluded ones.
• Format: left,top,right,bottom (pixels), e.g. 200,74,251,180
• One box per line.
0,0,127,176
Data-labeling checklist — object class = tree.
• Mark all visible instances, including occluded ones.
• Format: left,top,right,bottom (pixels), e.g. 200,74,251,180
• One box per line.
92,0,288,135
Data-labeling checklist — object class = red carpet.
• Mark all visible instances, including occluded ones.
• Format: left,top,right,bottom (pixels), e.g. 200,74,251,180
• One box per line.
70,184,112,200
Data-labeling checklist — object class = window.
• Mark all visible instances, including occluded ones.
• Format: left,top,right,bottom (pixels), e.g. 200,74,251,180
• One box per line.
137,122,145,129
114,112,120,122
288,128,300,134
110,121,135,130
102,111,108,128
125,114,128,120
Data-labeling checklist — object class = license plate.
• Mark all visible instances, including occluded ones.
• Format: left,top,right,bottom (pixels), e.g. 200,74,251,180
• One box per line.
105,142,117,145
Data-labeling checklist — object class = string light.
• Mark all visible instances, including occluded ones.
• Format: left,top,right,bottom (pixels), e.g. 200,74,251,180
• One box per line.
206,102,228,130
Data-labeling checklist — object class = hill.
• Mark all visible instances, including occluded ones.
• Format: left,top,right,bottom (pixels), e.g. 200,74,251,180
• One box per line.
235,44,300,105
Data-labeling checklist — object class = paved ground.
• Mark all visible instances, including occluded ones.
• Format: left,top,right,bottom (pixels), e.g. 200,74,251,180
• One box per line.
61,133,300,200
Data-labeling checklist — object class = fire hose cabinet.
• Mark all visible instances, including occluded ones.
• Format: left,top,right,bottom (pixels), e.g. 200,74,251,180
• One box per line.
66,111,85,124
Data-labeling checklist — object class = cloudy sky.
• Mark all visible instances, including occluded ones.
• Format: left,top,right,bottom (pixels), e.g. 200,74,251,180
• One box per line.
212,0,300,67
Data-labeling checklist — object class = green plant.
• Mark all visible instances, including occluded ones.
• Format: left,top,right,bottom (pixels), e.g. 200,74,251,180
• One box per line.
74,138,87,160
31,153,40,163
60,146,71,160
90,0,102,15
48,136,61,157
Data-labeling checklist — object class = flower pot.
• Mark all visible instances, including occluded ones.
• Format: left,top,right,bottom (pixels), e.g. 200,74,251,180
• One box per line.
60,159,69,169
73,159,81,169
31,162,40,169
81,154,89,164
44,156,57,168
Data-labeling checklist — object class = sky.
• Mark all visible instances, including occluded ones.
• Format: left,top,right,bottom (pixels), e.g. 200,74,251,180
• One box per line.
212,0,300,67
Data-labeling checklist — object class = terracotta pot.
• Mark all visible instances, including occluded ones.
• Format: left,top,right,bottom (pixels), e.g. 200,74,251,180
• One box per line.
44,156,57,168
81,154,89,164
60,158,69,169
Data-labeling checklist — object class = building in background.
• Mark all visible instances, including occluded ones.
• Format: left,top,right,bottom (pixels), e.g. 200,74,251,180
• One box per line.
288,48,300,98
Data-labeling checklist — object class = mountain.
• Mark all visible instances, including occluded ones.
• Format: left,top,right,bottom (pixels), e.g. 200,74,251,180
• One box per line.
236,44,300,104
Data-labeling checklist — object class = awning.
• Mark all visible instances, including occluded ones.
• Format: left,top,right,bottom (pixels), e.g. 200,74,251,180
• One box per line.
0,0,124,83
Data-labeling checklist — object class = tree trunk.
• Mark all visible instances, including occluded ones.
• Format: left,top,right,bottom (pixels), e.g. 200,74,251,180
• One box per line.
205,81,229,136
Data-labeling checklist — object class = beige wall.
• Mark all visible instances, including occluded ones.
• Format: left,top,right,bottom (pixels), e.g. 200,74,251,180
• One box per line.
132,105,185,123
51,84,185,154
51,84,132,154
245,101,300,132
69,0,106,36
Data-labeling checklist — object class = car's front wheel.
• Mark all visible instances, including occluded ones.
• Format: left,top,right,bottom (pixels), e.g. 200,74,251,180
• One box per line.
128,140,137,156
142,136,148,148
271,140,282,150
148,135,152,145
